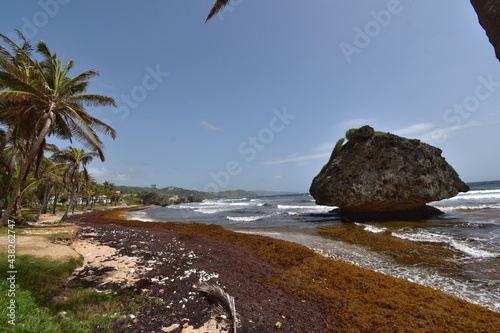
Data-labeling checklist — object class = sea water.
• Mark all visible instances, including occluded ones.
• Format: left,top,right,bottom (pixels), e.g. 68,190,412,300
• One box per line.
128,180,500,312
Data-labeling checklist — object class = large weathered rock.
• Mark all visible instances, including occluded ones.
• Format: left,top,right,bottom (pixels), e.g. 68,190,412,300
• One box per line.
309,125,469,221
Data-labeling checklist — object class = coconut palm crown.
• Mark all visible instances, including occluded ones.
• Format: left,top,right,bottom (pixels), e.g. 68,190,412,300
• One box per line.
54,146,98,220
0,31,116,224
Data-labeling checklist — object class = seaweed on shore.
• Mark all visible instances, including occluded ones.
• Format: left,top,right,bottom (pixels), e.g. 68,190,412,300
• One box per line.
68,208,500,333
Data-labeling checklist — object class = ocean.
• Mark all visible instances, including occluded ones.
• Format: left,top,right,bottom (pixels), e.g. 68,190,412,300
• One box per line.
127,180,500,312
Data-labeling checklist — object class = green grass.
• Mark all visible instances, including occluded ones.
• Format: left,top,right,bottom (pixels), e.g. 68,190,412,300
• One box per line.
0,253,135,333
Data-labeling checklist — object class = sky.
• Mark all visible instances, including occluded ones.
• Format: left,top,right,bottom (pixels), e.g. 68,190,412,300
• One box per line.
1,0,500,193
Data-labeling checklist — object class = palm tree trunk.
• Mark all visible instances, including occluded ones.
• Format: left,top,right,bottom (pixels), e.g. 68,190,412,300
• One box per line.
36,182,51,220
0,146,17,222
0,126,14,156
0,106,54,226
61,168,78,221
52,187,60,214
90,196,97,210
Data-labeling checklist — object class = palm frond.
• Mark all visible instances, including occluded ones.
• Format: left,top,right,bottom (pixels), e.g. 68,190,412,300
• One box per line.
206,0,230,22
195,283,238,333
69,93,117,108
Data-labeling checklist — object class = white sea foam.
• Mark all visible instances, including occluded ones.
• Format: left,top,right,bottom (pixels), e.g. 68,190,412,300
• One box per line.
199,201,223,206
192,201,240,214
135,189,500,312
392,231,446,243
264,231,500,312
194,208,229,214
227,215,263,222
435,204,500,211
168,204,198,210
277,204,308,209
392,231,497,258
277,204,333,213
448,240,497,258
360,224,387,234
431,189,500,205
236,230,283,236
431,189,500,210
128,211,155,222
449,189,500,201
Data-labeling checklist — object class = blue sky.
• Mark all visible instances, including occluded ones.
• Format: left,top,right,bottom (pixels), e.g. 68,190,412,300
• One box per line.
2,0,500,193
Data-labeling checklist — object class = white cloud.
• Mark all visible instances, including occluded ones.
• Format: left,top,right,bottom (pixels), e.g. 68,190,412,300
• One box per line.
200,120,222,131
88,167,128,183
88,166,109,178
418,121,481,144
392,123,436,137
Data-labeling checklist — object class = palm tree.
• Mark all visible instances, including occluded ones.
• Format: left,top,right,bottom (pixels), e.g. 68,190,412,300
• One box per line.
102,181,116,205
33,153,65,220
85,180,103,210
81,177,99,210
0,137,25,221
0,31,37,220
0,32,116,225
54,147,98,221
0,31,36,153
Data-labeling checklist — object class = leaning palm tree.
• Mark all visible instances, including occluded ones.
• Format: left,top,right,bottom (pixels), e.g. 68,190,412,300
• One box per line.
33,153,66,220
0,30,36,153
0,144,17,219
0,32,116,225
0,31,38,220
54,147,98,221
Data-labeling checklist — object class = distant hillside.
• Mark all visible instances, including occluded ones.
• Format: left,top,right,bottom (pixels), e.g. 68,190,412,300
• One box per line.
253,190,300,196
116,185,258,201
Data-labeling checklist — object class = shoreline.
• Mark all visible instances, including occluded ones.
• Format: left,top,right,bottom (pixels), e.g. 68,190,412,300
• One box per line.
124,205,500,313
66,208,500,332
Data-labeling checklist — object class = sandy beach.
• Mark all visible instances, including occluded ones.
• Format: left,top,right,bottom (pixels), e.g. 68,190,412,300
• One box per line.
3,208,500,332
47,207,500,333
